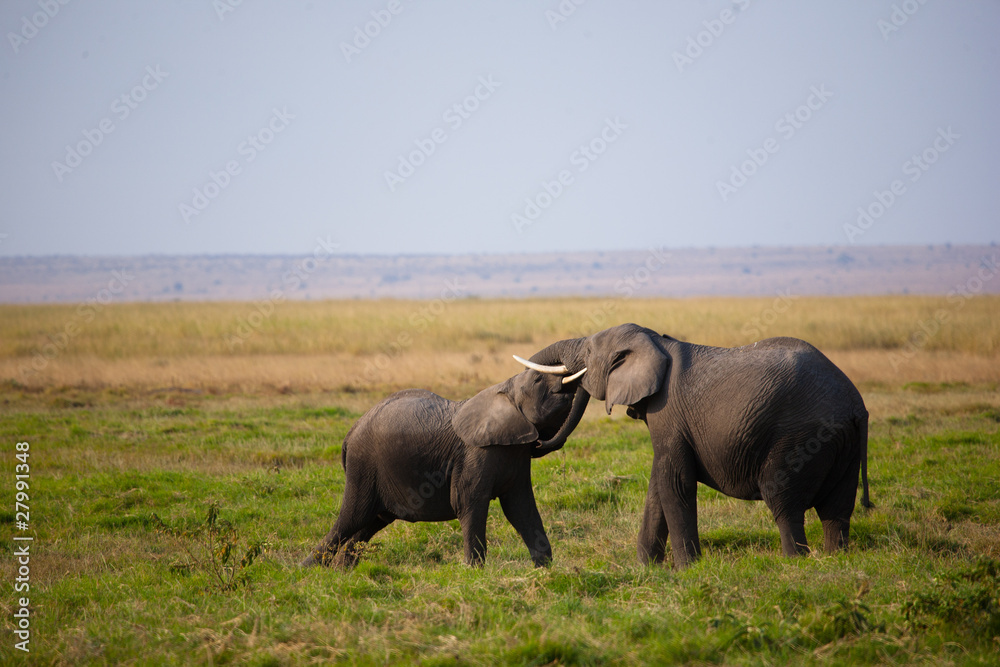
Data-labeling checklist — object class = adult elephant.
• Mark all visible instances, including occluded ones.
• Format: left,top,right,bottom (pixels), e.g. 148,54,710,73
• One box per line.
515,323,871,568
302,367,590,568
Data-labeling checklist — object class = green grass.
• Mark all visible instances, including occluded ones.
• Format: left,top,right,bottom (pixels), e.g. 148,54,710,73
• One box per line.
2,392,999,664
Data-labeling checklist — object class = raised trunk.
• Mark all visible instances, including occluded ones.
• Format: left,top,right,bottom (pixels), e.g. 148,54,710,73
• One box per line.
529,338,585,371
527,337,590,457
531,383,590,458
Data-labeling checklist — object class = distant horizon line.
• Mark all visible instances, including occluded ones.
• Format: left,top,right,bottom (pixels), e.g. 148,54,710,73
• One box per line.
1,241,996,261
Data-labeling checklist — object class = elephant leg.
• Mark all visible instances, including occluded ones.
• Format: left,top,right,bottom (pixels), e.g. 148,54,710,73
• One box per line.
302,475,385,567
303,510,392,567
815,458,861,552
819,517,849,552
637,480,669,565
499,485,552,567
301,521,346,567
815,496,854,553
458,501,490,566
339,515,393,567
760,477,810,556
302,505,360,567
773,512,809,556
651,452,701,568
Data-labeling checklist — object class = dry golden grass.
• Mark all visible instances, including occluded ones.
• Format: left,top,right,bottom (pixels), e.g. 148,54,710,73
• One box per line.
2,296,997,412
3,295,999,355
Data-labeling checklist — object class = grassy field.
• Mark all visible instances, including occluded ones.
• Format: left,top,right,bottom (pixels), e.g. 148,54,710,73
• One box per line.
1,297,999,664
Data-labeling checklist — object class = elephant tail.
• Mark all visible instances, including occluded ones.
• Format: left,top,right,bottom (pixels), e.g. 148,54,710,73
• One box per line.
858,413,873,509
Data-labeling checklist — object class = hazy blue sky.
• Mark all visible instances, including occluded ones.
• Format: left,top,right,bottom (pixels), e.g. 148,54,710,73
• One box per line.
1,1,997,258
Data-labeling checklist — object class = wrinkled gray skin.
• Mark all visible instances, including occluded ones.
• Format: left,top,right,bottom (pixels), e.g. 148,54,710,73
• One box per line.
527,323,871,568
302,369,589,568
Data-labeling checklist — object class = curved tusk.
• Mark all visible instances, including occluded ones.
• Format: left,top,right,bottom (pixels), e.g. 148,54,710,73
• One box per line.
561,367,587,384
512,355,569,374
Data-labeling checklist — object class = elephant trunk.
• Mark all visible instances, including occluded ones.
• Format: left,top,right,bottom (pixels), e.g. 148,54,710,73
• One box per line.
532,383,590,458
529,338,586,372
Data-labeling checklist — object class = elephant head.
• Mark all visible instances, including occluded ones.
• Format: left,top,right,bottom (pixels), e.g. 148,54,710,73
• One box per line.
516,323,670,415
452,368,590,457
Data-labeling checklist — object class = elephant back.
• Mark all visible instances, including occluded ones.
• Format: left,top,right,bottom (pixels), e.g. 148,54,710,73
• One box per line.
342,389,459,469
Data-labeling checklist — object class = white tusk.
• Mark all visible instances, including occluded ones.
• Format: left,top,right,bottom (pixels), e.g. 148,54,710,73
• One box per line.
562,367,587,384
512,355,569,374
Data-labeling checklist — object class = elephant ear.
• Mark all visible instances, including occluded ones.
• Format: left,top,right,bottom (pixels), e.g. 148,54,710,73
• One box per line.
595,327,670,414
452,381,539,448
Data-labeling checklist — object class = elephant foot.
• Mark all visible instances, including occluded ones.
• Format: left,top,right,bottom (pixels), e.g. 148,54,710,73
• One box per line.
669,536,702,569
670,553,700,570
531,554,552,568
776,516,810,557
301,544,341,567
821,518,850,552
637,546,665,566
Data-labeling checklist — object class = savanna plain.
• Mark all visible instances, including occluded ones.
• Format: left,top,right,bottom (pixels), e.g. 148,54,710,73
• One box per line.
1,296,999,665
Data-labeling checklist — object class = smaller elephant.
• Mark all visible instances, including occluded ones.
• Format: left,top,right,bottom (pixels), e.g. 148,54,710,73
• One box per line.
302,366,589,568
